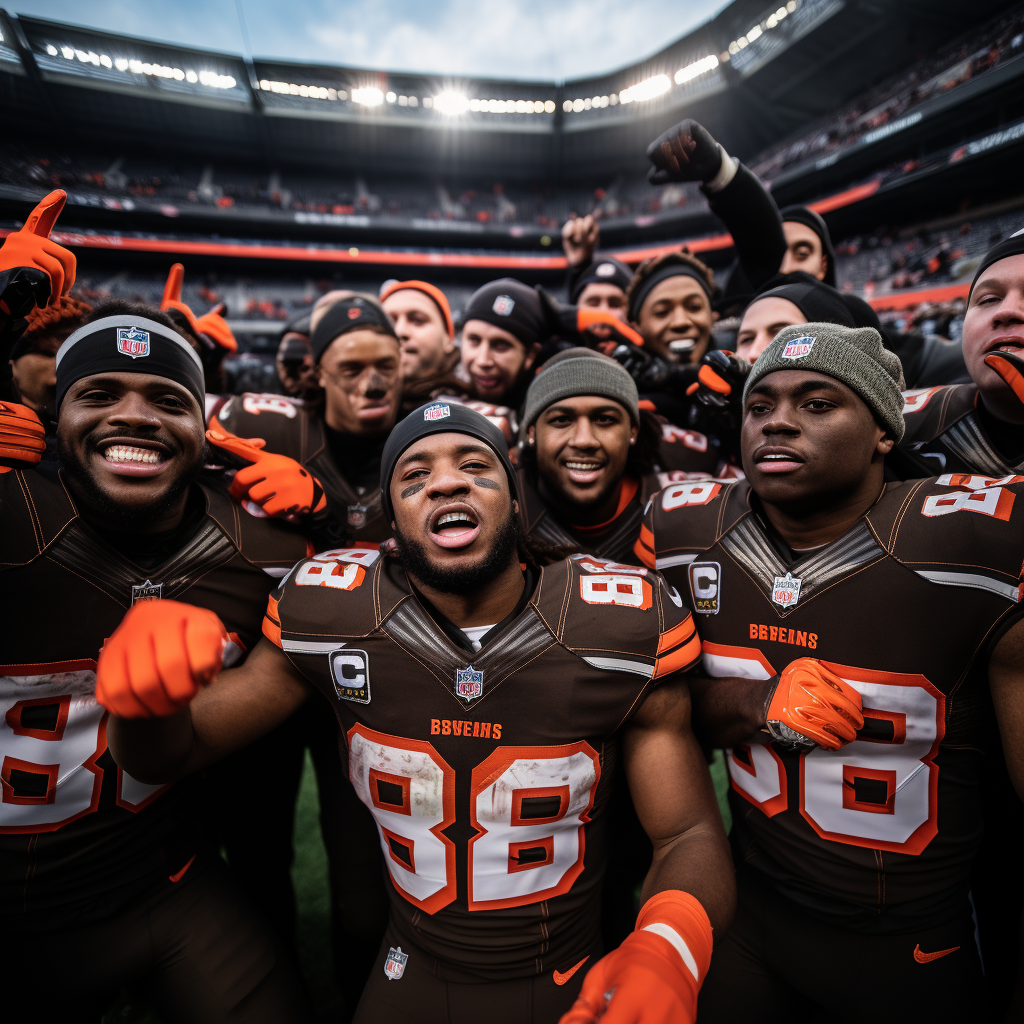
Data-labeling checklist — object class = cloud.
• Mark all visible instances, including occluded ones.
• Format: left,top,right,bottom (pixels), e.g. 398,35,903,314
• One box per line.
18,0,727,80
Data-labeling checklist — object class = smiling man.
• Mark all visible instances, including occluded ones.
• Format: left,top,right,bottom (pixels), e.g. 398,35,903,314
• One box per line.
0,303,311,1023
636,321,1024,1022
216,293,401,543
518,348,706,566
99,401,735,1024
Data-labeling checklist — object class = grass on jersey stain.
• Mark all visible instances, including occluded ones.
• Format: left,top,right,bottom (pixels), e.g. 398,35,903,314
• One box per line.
103,750,732,1023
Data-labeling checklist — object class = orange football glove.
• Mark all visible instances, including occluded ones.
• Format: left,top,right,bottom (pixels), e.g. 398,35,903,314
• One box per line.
95,600,228,718
766,657,864,751
0,401,46,463
560,891,712,1024
194,302,237,353
161,262,201,332
576,309,645,348
206,425,327,517
985,350,1024,406
0,190,76,309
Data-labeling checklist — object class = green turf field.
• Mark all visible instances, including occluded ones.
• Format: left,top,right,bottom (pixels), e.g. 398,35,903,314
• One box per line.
103,749,732,1022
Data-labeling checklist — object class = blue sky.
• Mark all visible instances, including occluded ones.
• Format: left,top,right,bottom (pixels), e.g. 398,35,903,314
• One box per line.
19,0,728,80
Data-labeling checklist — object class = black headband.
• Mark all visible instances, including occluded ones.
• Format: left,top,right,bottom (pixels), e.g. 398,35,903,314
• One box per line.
380,401,518,524
462,279,546,349
970,231,1024,300
570,257,634,303
748,272,856,329
628,262,713,322
55,314,205,412
310,297,398,363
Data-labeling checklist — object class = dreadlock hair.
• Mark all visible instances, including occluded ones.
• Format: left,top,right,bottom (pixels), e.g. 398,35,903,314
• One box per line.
517,406,662,483
21,295,93,346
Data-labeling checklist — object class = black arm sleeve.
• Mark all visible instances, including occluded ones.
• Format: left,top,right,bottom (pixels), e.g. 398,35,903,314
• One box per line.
705,163,786,293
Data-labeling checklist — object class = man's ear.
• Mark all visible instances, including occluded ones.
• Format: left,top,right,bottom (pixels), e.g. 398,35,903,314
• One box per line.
512,498,519,516
877,432,896,456
818,255,829,282
527,424,536,446
711,310,720,323
523,343,542,372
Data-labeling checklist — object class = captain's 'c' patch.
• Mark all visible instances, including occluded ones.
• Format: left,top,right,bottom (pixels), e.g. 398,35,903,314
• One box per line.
330,650,371,703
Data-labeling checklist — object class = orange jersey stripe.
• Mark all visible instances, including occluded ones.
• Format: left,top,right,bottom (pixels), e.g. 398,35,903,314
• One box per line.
654,633,702,678
658,614,697,655
634,537,656,569
262,614,282,648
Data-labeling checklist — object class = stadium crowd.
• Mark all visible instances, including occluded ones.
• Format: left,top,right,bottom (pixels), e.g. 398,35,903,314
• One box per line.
4,108,1024,1024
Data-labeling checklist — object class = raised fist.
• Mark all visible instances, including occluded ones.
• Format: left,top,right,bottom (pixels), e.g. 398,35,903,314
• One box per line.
647,119,723,186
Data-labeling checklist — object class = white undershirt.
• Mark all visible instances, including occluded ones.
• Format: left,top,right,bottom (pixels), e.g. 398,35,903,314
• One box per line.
462,625,495,653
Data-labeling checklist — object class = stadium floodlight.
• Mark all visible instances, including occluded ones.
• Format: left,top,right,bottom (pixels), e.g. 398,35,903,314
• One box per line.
386,91,397,102
47,40,237,89
618,73,671,105
433,90,470,115
675,53,719,84
351,86,384,106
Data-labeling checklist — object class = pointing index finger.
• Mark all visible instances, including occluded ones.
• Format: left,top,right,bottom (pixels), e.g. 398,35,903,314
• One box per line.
25,190,67,239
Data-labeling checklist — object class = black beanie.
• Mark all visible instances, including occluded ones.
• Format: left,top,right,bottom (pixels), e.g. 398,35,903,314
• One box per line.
310,296,397,363
380,401,518,523
747,272,856,328
462,279,546,349
570,257,634,303
969,231,1024,299
781,205,837,287
55,314,205,412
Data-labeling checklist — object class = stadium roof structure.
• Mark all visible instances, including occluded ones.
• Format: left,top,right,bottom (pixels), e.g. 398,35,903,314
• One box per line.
0,0,1008,181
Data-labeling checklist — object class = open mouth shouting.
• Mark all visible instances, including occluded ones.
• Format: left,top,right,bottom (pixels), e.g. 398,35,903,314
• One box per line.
753,445,805,474
428,502,481,549
95,437,172,478
986,335,1024,356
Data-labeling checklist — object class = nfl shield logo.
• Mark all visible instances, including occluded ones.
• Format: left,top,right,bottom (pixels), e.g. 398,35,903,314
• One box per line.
455,666,484,701
781,336,815,359
492,294,515,316
423,403,451,421
772,572,802,609
117,326,151,359
384,946,408,981
132,580,163,603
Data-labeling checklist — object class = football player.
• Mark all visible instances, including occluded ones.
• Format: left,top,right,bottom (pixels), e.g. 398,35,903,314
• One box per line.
0,302,311,1023
518,348,717,565
213,292,402,544
636,321,1024,1022
895,235,1024,479
381,279,458,385
99,402,735,1024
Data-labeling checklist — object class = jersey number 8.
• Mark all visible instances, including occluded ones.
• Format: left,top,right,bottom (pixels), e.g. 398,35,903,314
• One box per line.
347,725,600,913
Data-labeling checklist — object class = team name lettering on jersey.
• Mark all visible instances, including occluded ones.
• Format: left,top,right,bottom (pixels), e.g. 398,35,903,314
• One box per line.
239,394,298,418
749,622,818,648
430,719,502,738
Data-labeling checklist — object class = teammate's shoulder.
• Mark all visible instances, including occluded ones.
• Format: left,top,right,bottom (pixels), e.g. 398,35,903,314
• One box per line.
536,555,698,681
215,392,306,436
0,464,78,567
872,474,1024,587
275,546,385,640
639,476,748,561
655,421,719,473
200,478,310,567
900,383,975,442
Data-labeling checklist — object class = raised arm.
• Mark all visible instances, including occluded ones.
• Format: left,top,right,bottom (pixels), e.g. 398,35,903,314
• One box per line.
102,601,310,784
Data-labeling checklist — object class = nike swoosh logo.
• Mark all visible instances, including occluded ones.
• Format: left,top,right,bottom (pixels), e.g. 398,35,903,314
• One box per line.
913,943,960,963
169,854,196,884
553,956,590,986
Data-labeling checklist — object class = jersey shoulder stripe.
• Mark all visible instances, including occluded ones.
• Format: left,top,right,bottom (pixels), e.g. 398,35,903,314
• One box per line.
0,466,78,568
900,384,975,444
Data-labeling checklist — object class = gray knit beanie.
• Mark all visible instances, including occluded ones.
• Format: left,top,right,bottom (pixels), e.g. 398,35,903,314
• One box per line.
521,348,639,441
742,322,906,441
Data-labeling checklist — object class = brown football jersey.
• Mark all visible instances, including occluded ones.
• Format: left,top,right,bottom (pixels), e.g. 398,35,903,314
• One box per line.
216,391,391,541
0,465,309,930
517,471,663,566
893,383,1024,479
266,549,699,980
637,475,1024,930
653,418,722,477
